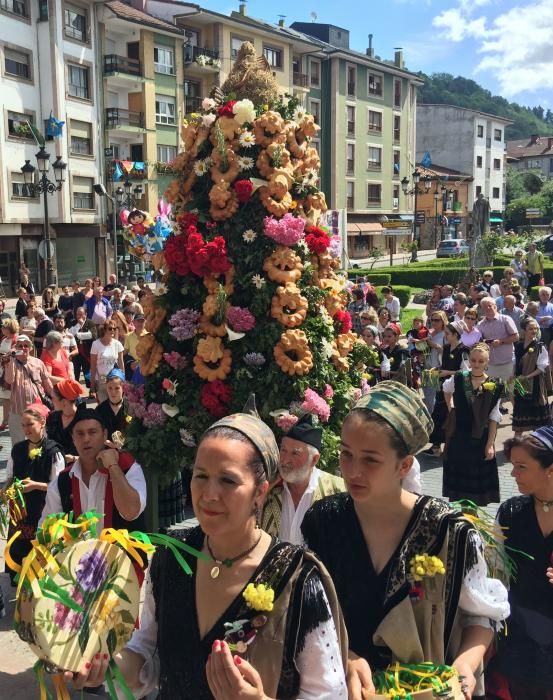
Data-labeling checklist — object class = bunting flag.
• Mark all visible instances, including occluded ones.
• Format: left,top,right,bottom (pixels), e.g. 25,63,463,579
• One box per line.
120,160,134,174
45,113,65,138
112,162,124,181
420,151,432,168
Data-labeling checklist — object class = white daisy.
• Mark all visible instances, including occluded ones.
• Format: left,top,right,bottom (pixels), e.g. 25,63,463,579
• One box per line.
303,168,318,183
156,284,167,296
321,338,334,359
179,428,196,447
251,274,266,289
238,156,255,171
243,229,257,243
239,131,256,148
293,106,307,124
193,158,211,176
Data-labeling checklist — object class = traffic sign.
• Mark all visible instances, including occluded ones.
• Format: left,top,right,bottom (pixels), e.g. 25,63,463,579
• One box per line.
38,240,55,260
415,212,426,224
104,147,114,158
526,208,541,218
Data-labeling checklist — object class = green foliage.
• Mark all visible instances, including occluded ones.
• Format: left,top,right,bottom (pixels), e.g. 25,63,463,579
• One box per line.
346,271,391,285
418,72,551,140
506,167,545,205
375,285,411,307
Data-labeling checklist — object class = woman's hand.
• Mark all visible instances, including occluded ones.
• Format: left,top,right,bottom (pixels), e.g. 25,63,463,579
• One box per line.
546,566,553,585
346,652,374,700
206,640,269,700
21,477,39,493
453,663,477,699
484,444,495,461
63,653,110,690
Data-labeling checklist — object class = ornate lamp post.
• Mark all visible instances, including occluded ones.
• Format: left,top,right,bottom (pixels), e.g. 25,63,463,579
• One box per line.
401,170,431,261
21,148,67,287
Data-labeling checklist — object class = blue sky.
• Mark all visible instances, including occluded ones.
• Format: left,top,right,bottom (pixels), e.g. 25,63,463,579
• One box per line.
207,0,553,109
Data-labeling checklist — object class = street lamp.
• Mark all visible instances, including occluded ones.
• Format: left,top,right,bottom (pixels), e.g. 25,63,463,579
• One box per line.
21,148,67,287
401,170,431,260
116,179,143,210
433,189,441,248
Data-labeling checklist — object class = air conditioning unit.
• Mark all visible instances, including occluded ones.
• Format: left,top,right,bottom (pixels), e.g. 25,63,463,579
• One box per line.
393,197,399,209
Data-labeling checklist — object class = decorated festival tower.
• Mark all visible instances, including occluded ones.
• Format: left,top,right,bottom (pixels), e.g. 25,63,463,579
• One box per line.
126,44,377,484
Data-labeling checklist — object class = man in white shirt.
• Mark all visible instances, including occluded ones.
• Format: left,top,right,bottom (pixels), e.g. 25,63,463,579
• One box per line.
261,416,345,544
40,408,147,531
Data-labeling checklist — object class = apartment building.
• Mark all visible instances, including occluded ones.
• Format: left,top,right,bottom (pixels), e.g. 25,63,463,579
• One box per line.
506,133,553,179
416,105,513,232
0,0,105,289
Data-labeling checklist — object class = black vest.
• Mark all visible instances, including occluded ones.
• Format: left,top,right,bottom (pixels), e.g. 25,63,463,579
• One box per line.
56,468,146,532
12,438,62,527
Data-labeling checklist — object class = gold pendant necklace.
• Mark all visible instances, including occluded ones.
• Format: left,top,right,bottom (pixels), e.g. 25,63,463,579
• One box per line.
207,533,262,580
535,496,553,513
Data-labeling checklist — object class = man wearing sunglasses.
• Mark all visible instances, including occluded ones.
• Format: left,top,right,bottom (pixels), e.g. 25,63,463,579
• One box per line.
4,335,53,444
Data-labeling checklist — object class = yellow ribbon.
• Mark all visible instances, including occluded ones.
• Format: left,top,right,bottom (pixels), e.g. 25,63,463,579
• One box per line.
99,528,155,566
52,673,70,700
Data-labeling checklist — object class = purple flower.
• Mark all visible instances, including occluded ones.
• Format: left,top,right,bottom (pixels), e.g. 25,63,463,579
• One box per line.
143,402,167,428
244,352,266,367
163,351,189,370
228,306,256,332
168,308,200,341
53,587,84,632
75,550,108,593
329,235,341,258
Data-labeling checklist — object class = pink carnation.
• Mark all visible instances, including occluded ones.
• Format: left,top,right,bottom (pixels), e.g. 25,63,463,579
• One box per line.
263,213,305,246
360,378,370,396
227,306,256,332
301,388,331,423
351,388,362,403
275,414,299,432
324,384,334,399
163,351,188,370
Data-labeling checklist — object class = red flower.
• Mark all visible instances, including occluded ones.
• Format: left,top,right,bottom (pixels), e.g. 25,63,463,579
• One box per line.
305,226,331,255
205,221,217,230
334,310,352,334
177,212,198,231
233,179,254,203
164,235,190,276
200,381,232,417
217,101,237,118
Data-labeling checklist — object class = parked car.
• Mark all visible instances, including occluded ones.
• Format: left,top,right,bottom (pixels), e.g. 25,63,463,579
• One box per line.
436,239,470,258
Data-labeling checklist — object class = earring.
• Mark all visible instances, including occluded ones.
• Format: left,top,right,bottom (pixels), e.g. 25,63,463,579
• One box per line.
253,504,261,528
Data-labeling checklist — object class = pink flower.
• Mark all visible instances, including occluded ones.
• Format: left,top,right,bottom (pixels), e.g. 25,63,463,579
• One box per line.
360,379,370,396
227,306,256,332
351,388,362,402
163,351,189,370
275,414,299,432
301,388,331,423
324,384,334,399
263,213,305,246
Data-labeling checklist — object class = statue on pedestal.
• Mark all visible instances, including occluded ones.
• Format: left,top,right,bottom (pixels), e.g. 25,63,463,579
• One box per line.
470,193,490,266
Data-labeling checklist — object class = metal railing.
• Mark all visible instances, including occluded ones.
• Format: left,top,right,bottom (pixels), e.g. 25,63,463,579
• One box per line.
105,108,144,129
104,54,142,77
184,96,203,113
184,45,219,63
293,72,308,87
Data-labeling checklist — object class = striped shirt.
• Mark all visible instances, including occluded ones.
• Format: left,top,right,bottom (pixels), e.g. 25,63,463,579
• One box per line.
4,356,53,416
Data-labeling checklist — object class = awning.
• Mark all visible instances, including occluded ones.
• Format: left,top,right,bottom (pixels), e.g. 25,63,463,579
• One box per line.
490,217,503,223
347,222,383,235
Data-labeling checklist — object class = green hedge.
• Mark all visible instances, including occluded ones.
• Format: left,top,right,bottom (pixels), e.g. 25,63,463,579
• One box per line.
347,271,391,285
375,285,411,308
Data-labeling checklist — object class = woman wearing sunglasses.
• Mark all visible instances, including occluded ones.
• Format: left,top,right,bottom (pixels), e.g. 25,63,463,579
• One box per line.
89,322,124,403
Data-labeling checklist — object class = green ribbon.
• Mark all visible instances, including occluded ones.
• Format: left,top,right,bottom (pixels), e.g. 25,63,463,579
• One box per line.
39,576,85,614
132,531,210,575
33,660,54,700
105,660,135,700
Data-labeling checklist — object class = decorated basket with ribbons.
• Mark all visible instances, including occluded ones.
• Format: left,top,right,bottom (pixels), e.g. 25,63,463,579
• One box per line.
362,662,464,699
8,509,206,699
0,477,27,538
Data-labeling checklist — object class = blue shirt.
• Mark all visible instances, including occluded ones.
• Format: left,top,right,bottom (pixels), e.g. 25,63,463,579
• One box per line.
536,301,553,328
85,296,111,321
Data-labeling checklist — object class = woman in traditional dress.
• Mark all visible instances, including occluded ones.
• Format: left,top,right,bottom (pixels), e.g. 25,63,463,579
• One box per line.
301,382,509,700
380,324,407,382
360,325,390,386
422,310,447,413
46,378,85,464
424,321,468,457
3,404,64,584
442,343,502,506
512,317,550,436
486,429,553,700
67,397,347,699
95,368,130,439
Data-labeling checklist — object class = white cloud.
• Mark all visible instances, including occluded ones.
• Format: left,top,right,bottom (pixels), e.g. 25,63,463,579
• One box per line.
432,0,553,98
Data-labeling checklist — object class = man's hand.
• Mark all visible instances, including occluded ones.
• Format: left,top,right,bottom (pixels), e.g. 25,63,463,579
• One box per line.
97,444,119,471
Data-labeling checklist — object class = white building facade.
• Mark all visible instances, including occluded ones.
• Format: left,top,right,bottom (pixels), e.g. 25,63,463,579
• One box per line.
0,0,105,291
416,105,512,229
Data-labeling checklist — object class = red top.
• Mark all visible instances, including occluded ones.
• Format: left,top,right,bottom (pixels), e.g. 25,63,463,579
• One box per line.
41,348,71,379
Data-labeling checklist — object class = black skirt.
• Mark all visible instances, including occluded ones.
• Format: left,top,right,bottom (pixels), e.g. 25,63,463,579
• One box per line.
443,428,500,506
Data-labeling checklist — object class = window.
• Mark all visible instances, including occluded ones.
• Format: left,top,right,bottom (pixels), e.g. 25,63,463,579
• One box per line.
263,46,282,69
155,95,176,125
5,48,31,79
346,181,354,209
70,120,92,155
184,79,201,112
231,37,249,59
393,115,400,143
393,185,400,209
309,58,320,87
367,146,382,170
493,158,501,170
110,143,120,160
477,124,484,138
393,150,400,176
492,187,500,199
476,155,483,168
154,46,175,75
1,0,29,18
7,110,34,139
494,128,502,141
347,105,355,136
11,172,34,198
64,4,87,42
309,99,320,125
549,158,553,173
67,63,89,99
368,72,382,97
346,143,355,174
475,185,482,196
347,65,356,97
393,79,401,108
72,176,94,209
157,145,176,162
367,183,381,205
368,110,382,133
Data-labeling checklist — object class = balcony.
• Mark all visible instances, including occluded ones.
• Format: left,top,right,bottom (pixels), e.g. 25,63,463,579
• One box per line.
107,160,147,182
184,45,220,73
293,72,308,89
105,108,145,131
184,96,203,114
104,54,142,77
